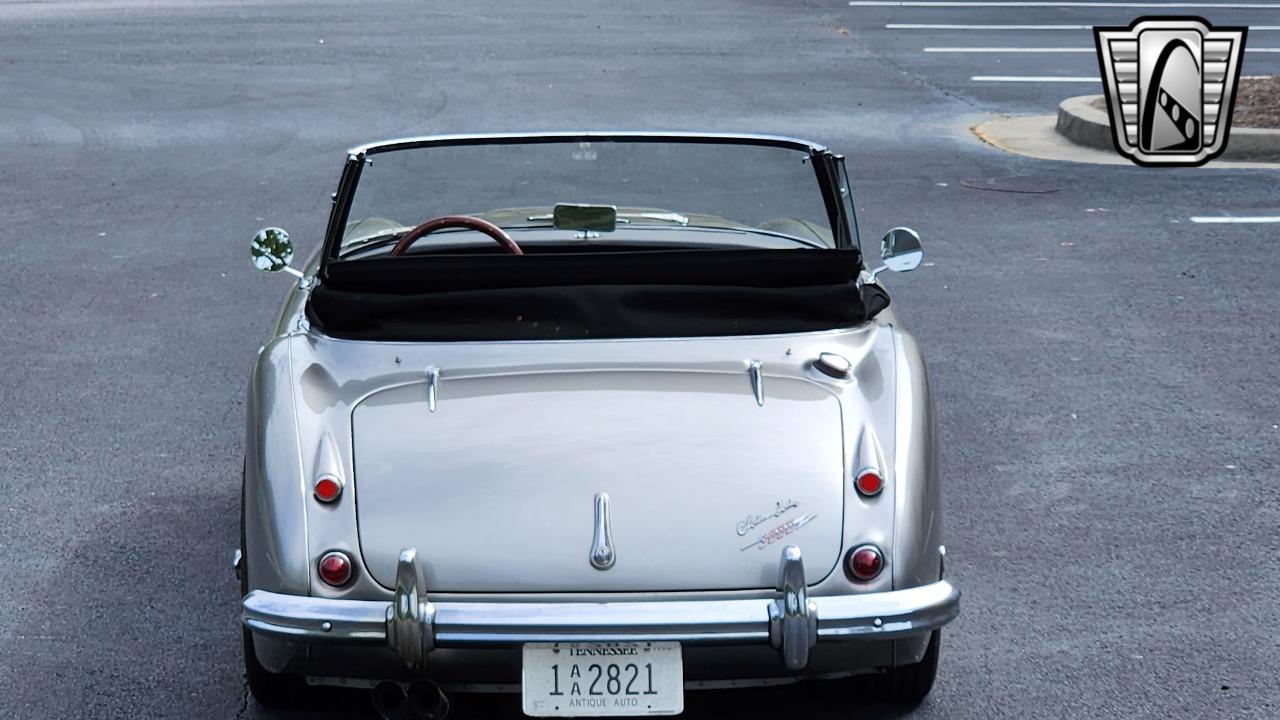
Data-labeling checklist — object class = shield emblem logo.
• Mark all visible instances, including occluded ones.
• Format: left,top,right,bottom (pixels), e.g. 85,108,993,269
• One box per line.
1094,17,1248,166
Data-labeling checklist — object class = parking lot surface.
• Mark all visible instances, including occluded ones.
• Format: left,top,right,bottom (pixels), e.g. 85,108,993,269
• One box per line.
835,0,1280,111
0,1,1277,718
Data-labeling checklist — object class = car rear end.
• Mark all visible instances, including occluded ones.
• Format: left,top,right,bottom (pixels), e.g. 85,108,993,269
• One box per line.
241,322,956,715
240,133,955,716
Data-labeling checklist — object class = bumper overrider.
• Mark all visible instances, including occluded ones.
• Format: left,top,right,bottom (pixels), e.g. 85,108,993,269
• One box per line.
242,546,959,673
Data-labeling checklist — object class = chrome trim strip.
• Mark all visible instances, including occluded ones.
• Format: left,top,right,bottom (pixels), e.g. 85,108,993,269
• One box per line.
242,580,959,649
346,132,830,158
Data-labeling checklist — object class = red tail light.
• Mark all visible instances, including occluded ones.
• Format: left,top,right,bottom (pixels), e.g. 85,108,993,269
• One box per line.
314,474,343,503
846,545,884,581
318,551,352,586
855,470,883,497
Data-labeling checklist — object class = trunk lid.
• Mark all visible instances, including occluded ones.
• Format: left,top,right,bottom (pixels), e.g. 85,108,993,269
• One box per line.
353,369,845,592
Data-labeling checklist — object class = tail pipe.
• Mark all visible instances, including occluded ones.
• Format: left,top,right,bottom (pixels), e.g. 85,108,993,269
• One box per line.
372,680,449,720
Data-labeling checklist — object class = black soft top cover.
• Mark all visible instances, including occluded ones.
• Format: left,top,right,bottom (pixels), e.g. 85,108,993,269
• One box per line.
306,249,886,341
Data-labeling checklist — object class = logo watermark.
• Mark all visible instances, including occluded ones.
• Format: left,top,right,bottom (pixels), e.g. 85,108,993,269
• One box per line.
1094,17,1248,167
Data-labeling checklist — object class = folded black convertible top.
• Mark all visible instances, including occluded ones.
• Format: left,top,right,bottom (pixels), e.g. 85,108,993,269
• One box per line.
306,249,886,341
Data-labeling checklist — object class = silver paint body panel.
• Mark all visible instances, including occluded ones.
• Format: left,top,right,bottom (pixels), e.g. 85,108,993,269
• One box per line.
353,369,846,592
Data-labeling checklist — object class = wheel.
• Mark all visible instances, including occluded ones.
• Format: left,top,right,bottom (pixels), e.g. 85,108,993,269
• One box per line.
878,630,941,706
243,628,312,708
819,630,941,709
241,462,311,708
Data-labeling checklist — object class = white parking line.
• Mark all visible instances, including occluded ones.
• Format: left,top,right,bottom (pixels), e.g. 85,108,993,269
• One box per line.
1190,216,1280,223
971,74,1273,80
971,75,1099,81
927,46,1280,52
889,23,1090,29
929,47,1094,52
855,1,1280,7
889,23,1280,30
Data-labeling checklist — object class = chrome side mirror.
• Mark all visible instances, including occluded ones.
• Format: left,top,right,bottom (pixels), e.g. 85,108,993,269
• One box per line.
251,227,307,283
870,227,924,278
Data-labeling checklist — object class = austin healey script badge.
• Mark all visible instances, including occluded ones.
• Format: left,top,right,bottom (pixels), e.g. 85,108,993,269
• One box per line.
1094,17,1247,167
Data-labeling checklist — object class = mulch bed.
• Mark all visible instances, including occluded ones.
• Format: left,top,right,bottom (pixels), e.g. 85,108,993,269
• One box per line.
1234,76,1280,128
1088,76,1279,128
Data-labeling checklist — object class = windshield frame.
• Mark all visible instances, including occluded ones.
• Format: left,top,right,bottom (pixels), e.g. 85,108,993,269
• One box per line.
319,132,857,270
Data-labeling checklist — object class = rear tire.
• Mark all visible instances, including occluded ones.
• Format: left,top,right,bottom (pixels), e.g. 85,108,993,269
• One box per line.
243,628,311,708
241,461,311,709
878,630,941,706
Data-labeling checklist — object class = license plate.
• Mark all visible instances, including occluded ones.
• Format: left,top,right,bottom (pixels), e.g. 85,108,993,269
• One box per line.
521,642,684,717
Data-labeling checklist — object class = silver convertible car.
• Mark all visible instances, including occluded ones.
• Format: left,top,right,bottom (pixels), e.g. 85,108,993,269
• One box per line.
239,132,959,718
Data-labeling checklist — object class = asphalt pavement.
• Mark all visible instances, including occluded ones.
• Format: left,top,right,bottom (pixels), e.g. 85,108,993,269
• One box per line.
833,0,1280,113
1,1,1278,719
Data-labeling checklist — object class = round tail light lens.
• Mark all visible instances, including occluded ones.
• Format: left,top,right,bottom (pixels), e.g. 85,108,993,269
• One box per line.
847,545,884,581
855,470,883,497
314,475,343,503
318,551,353,586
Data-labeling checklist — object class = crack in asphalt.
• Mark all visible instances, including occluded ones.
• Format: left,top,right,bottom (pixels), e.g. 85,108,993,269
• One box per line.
235,681,250,720
821,14,984,111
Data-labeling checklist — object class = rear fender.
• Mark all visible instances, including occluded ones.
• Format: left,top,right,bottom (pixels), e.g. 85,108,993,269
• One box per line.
890,330,944,590
244,337,311,596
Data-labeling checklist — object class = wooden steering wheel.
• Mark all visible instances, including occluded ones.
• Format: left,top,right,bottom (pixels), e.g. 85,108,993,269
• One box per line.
388,215,524,256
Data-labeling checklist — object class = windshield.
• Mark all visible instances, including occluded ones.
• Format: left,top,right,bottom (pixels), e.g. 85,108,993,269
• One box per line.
339,140,839,256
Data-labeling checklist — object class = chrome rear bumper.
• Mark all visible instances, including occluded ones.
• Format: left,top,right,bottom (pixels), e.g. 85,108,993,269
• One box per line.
242,545,959,672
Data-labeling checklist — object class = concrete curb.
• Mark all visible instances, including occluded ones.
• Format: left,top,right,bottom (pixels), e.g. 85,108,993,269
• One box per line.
1055,94,1280,162
973,114,1280,169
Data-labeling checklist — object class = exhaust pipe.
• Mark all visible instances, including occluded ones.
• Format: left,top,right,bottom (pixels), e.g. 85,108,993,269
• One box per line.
406,680,449,719
372,681,407,720
372,680,449,720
